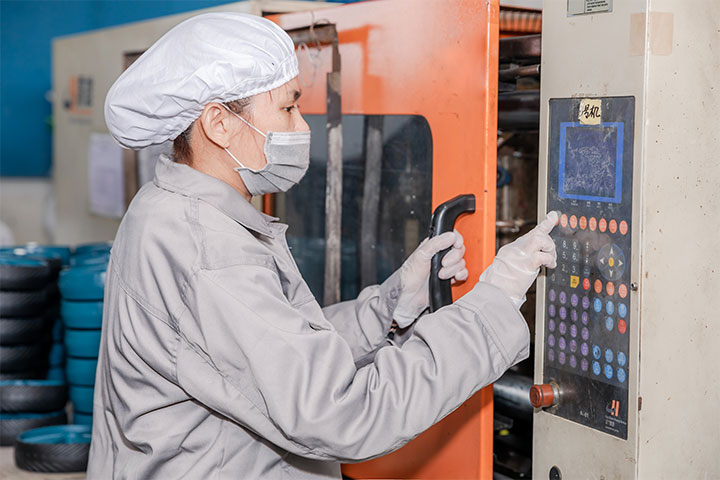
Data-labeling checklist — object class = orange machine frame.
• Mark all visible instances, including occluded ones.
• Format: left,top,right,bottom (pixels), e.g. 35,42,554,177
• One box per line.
269,1,499,477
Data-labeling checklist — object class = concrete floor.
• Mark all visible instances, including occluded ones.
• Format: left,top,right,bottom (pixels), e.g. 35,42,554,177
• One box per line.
0,447,85,480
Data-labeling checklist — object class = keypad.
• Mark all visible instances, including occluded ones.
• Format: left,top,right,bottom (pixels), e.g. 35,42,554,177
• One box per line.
544,213,631,388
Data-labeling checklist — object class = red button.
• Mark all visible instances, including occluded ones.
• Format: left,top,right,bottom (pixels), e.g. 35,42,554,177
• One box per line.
560,214,568,228
609,219,618,234
619,221,628,235
583,278,590,290
618,319,627,334
618,283,628,299
569,215,578,229
589,217,597,231
599,218,608,232
606,282,615,296
579,216,587,230
594,279,603,294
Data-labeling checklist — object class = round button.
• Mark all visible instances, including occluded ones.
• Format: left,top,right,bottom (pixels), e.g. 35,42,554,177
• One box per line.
570,324,578,338
605,348,614,363
582,296,590,310
617,367,626,383
548,319,556,332
570,309,578,323
594,279,603,294
581,342,589,356
619,283,628,298
605,316,614,331
606,301,615,315
581,358,589,371
593,298,603,313
559,307,568,320
579,216,587,230
619,220,629,235
548,349,555,362
589,217,597,231
549,305,556,317
581,327,589,341
571,294,579,307
530,384,556,408
548,334,556,347
599,218,608,232
558,337,567,351
604,364,614,379
583,278,591,290
569,339,578,353
618,319,627,334
609,219,618,234
559,352,566,365
549,289,557,302
617,351,627,367
560,214,568,228
581,311,589,325
559,322,567,335
618,303,628,318
592,345,601,360
569,215,578,229
592,361,601,375
606,281,615,296
569,355,577,369
559,291,567,304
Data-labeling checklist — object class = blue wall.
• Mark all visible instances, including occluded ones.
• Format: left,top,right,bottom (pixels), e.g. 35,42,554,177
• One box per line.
0,0,357,177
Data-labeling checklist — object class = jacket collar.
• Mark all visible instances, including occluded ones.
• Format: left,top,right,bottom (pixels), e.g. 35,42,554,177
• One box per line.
153,155,278,238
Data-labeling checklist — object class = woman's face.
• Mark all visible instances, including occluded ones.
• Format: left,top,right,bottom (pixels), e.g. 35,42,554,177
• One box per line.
228,76,309,170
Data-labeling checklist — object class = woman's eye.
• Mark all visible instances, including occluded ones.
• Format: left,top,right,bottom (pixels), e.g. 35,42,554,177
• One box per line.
284,106,295,113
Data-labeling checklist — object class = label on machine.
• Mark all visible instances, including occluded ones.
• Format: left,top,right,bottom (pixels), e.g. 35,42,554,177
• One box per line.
544,96,634,439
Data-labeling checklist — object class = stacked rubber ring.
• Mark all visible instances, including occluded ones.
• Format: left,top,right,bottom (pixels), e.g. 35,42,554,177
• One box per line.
59,248,108,427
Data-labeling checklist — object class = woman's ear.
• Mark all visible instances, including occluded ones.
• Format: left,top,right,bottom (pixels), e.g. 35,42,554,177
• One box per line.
198,103,233,148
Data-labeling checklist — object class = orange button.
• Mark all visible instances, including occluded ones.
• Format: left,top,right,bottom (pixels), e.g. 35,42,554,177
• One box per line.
606,281,615,296
569,215,578,229
619,221,628,235
530,384,556,408
618,319,627,334
560,214,568,228
599,218,608,232
583,278,590,290
594,279,603,294
618,283,628,299
589,217,597,231
609,219,618,234
579,216,587,230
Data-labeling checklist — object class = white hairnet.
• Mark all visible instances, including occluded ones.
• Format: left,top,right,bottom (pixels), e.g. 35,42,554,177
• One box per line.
105,12,298,149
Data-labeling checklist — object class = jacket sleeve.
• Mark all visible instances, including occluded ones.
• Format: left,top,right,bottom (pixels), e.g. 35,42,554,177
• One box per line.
320,270,402,363
175,262,529,462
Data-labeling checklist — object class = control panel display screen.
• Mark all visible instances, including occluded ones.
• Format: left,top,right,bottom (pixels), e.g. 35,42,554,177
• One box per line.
559,123,623,203
544,97,635,440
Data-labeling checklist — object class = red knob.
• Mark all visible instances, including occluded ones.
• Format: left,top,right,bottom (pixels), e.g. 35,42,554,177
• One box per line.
530,383,556,408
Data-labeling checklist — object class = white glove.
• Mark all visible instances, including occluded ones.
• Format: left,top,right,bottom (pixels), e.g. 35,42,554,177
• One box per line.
479,211,559,309
394,231,469,327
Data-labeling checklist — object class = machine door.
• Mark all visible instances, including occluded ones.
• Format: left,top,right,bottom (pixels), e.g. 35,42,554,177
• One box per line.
270,0,499,477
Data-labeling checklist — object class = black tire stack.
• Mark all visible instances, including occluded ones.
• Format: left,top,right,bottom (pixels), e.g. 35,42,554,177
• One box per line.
60,243,111,427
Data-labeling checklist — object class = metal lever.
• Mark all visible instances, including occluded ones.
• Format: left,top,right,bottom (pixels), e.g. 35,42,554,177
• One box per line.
428,194,476,312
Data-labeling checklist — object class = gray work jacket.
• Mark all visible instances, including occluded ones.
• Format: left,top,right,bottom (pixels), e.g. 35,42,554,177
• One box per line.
87,155,529,479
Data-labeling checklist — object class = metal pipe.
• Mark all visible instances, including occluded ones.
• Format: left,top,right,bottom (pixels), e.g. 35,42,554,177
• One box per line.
494,370,534,421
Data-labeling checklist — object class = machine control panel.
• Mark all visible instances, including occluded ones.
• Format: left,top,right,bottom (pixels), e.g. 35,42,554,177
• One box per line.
543,97,635,439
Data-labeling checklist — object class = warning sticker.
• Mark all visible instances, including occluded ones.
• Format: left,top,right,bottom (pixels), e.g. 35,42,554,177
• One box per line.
567,0,613,16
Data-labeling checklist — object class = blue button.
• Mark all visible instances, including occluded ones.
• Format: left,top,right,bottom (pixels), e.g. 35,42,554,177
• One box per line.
549,305,556,317
618,303,628,319
606,301,615,315
605,348,614,363
617,368,626,383
604,364,614,379
593,298,603,313
592,345,601,360
559,307,568,320
592,361,601,376
617,351,627,367
605,316,614,331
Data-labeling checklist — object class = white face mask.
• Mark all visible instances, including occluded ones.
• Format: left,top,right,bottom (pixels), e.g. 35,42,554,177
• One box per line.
223,105,311,197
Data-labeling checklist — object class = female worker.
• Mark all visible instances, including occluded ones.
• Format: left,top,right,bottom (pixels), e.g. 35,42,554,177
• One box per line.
88,13,557,479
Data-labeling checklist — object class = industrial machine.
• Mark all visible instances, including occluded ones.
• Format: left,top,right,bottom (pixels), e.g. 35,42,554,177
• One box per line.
532,1,720,478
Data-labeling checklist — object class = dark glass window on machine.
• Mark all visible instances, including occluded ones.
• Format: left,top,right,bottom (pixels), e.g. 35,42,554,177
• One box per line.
274,115,433,304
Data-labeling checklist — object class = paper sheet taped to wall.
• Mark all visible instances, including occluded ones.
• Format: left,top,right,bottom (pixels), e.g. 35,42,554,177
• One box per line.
88,132,125,218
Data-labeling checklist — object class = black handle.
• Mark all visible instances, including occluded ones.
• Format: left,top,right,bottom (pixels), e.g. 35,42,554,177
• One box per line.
428,194,476,312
